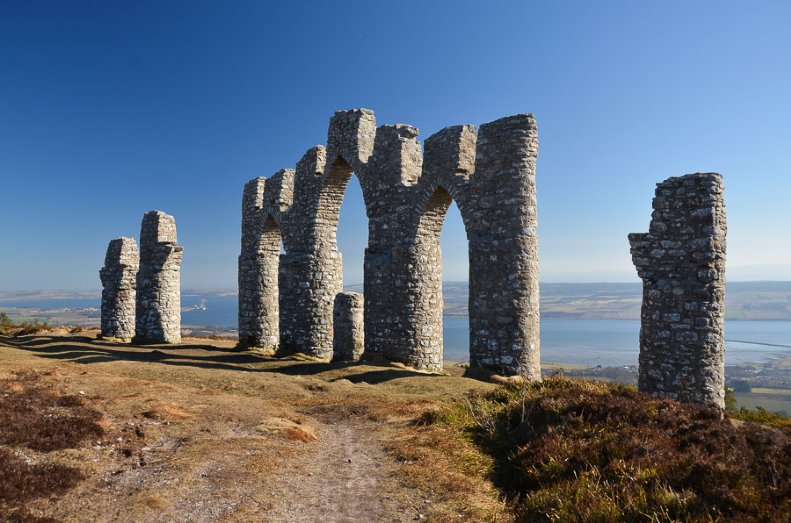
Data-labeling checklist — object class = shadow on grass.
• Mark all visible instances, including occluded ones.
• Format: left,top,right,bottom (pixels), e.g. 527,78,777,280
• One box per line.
0,335,436,384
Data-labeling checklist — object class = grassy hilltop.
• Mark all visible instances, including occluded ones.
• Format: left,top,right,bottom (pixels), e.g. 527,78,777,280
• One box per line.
0,330,789,522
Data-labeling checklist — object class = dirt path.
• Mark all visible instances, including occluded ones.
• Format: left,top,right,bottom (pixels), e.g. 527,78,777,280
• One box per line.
263,420,416,522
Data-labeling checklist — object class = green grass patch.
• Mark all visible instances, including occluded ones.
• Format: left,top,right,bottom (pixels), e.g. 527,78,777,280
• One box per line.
734,393,791,418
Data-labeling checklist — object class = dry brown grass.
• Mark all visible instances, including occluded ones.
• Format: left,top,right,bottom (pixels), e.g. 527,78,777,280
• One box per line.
0,334,499,521
141,399,193,421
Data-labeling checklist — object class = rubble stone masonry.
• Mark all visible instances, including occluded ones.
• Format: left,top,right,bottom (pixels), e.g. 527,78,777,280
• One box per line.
332,292,364,362
629,173,727,408
239,108,541,377
134,211,183,344
99,237,138,340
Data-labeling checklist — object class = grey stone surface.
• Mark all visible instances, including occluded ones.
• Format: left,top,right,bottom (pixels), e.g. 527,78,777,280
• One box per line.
238,177,281,350
629,173,727,408
134,210,183,344
332,292,364,362
238,108,541,377
99,237,138,340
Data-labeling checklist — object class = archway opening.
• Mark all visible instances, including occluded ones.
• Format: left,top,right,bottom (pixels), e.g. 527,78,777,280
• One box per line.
337,173,367,292
439,200,469,363
408,186,470,369
306,156,369,359
258,215,282,350
316,157,369,290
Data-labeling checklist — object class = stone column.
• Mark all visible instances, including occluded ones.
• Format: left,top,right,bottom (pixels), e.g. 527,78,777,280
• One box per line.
332,292,364,362
133,211,183,344
99,237,139,340
238,178,281,351
629,173,727,408
467,115,541,379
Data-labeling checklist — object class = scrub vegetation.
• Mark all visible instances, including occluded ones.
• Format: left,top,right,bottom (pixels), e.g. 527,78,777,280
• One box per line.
400,376,791,522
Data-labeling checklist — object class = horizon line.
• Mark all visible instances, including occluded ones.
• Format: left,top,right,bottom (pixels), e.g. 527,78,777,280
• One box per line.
4,279,791,295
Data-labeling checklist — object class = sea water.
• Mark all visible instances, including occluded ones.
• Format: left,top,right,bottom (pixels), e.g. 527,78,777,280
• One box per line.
4,294,790,367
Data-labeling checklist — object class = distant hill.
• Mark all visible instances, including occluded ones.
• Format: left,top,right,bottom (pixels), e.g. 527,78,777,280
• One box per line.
436,281,791,321
3,281,791,321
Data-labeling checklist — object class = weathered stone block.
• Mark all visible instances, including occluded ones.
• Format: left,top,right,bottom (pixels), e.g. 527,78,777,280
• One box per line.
332,292,364,362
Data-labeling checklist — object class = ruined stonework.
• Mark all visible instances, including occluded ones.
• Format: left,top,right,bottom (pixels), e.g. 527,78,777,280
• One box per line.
238,178,280,350
629,173,727,408
239,108,540,377
99,237,139,340
332,292,364,362
134,211,183,344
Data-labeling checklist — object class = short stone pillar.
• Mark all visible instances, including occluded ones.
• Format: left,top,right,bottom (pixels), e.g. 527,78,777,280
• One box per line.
629,173,727,408
99,237,139,340
332,292,364,362
133,211,183,344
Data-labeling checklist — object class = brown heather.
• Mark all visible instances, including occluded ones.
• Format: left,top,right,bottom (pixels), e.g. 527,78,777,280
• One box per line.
406,376,791,522
0,371,104,522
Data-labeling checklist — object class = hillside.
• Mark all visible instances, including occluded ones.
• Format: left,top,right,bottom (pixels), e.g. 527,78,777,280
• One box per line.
1,332,789,522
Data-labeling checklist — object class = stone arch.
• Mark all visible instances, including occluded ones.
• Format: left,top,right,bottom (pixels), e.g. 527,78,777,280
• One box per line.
277,155,373,359
240,108,541,377
316,157,364,251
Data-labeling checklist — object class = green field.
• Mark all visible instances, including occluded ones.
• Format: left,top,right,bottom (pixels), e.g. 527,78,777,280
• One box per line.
735,392,791,415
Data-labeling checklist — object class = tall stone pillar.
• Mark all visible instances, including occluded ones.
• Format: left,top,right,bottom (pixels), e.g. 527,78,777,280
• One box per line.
133,210,183,344
332,292,364,362
629,173,727,408
99,237,139,340
467,115,541,379
238,178,281,350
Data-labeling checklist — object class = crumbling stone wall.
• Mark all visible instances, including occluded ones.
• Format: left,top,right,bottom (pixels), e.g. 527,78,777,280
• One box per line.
332,292,364,362
629,173,727,408
99,237,138,340
134,211,183,344
239,108,541,377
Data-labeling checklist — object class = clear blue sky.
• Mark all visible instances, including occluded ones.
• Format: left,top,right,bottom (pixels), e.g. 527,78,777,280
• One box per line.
1,1,789,291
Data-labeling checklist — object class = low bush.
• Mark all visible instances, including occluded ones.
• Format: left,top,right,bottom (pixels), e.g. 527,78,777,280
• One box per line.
0,313,50,336
420,376,791,522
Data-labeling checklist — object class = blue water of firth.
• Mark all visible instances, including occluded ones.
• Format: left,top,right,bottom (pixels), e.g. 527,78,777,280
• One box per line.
4,294,790,367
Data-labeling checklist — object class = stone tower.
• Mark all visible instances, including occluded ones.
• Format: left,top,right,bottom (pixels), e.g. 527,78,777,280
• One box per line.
629,173,727,408
133,210,183,344
99,237,138,340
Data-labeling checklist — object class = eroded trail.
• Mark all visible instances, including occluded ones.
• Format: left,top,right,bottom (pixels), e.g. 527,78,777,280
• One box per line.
264,421,414,522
